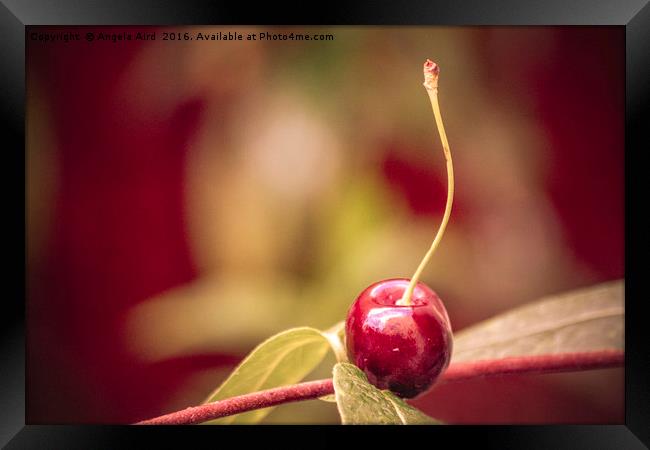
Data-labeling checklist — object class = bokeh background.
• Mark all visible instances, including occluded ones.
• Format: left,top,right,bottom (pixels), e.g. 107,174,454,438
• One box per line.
26,26,624,424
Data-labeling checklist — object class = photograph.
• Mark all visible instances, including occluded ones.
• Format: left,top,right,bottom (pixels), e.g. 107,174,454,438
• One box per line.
25,25,625,426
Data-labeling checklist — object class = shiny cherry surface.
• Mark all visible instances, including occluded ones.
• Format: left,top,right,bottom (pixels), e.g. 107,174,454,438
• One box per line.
345,278,453,398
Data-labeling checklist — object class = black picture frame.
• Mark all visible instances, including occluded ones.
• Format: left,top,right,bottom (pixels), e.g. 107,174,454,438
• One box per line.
2,1,648,448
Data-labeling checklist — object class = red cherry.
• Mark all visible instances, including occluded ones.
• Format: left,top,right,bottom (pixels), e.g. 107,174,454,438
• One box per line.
344,61,455,398
345,278,453,398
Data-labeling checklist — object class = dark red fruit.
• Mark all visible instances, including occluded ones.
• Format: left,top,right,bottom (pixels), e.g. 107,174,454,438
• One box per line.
345,278,453,398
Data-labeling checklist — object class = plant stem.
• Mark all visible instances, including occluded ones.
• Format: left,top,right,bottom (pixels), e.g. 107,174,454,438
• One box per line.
441,349,624,383
135,350,622,425
398,60,454,306
136,378,333,425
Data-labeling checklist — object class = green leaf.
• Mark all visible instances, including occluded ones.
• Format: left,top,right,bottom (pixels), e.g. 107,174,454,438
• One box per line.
318,393,337,403
202,327,331,424
452,280,624,362
318,321,346,402
321,321,348,363
332,362,440,425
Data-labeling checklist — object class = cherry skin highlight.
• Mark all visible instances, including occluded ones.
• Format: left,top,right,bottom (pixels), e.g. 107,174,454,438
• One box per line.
345,278,453,398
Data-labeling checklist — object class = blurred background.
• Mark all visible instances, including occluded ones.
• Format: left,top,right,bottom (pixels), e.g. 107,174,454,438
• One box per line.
26,26,624,424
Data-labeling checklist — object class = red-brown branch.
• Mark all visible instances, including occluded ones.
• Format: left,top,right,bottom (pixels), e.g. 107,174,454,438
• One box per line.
136,378,333,425
441,349,624,382
135,350,623,425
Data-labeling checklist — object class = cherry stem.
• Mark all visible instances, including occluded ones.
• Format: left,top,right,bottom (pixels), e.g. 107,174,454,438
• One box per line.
397,59,454,306
135,350,622,425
